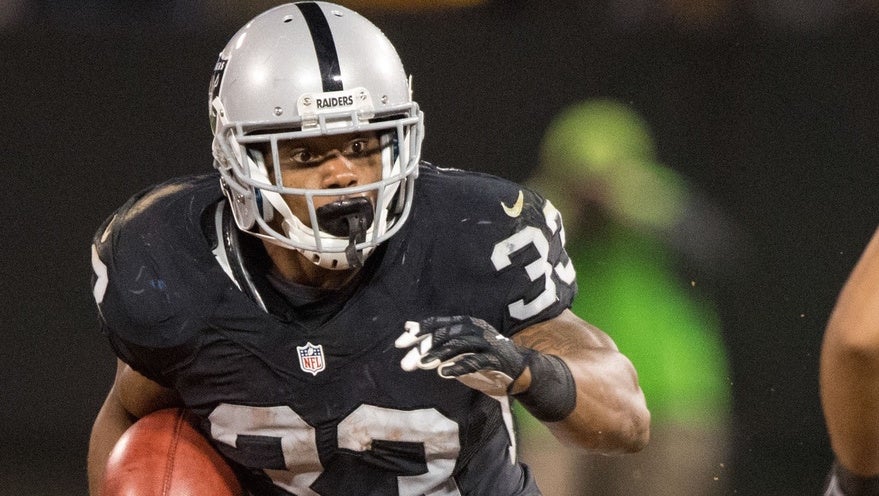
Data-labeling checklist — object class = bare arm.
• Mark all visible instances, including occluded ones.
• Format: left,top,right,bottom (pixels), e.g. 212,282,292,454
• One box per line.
821,227,879,476
511,309,650,453
87,359,181,496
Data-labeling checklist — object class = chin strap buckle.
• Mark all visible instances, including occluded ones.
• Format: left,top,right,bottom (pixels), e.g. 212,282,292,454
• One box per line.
316,197,375,269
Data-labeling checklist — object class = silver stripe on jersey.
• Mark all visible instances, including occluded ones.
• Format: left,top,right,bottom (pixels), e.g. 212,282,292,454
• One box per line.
493,394,518,464
212,200,241,291
825,473,845,496
211,200,268,312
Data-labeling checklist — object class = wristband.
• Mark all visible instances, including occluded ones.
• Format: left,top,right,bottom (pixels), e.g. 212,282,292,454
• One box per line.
831,461,879,495
512,353,576,422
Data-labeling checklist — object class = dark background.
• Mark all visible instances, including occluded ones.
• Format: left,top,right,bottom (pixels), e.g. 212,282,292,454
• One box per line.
2,1,878,494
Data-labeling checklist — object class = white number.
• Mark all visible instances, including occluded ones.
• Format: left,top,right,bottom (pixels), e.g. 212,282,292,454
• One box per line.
491,200,575,320
210,404,322,495
208,403,461,496
340,405,460,495
91,244,109,304
491,226,556,320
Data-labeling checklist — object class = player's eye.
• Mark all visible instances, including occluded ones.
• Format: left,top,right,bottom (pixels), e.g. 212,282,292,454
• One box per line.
347,139,370,157
291,149,316,164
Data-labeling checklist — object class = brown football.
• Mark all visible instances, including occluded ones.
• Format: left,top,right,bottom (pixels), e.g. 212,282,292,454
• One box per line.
102,407,244,496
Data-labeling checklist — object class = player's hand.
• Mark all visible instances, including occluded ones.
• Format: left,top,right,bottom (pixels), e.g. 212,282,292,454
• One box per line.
395,316,534,396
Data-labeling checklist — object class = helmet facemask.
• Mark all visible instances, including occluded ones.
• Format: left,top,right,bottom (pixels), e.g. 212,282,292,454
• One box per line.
213,92,422,270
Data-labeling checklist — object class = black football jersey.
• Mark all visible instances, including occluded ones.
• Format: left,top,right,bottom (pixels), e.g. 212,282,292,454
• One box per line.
91,163,577,496
823,462,879,496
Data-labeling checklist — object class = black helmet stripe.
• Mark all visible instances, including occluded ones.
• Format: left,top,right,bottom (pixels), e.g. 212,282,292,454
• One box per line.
296,2,343,92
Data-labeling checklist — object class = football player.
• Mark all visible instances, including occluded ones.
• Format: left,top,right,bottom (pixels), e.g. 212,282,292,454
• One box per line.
87,2,650,495
822,227,879,496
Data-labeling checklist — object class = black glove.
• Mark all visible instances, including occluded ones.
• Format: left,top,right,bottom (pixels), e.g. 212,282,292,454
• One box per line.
395,316,534,395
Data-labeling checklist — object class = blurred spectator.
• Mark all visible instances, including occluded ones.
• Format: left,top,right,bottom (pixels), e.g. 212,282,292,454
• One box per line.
520,99,734,495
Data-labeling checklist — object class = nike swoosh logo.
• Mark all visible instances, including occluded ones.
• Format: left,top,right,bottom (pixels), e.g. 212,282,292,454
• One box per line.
502,190,524,217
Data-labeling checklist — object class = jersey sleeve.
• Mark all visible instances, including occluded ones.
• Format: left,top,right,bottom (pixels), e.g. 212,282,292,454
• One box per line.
486,186,577,334
91,197,171,385
89,176,225,386
824,461,879,496
414,166,578,336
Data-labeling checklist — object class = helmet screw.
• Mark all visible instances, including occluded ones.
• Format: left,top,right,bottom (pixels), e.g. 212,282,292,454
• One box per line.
273,106,284,116
331,10,343,17
381,95,389,104
302,97,312,106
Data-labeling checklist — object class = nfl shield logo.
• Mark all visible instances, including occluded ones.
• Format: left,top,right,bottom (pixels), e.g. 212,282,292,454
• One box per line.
297,342,325,376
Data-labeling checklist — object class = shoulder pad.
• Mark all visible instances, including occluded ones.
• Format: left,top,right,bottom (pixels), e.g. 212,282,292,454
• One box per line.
91,174,230,347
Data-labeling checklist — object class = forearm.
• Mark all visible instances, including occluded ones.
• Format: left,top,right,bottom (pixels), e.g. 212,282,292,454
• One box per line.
557,353,647,452
88,360,181,495
512,312,650,453
821,227,879,475
822,315,879,474
822,350,879,475
88,389,136,496
513,348,649,452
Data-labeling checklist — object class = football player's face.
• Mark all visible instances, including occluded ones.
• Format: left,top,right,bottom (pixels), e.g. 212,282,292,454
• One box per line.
260,131,383,228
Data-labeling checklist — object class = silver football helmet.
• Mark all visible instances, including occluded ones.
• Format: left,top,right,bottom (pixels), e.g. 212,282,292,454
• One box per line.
209,1,424,270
